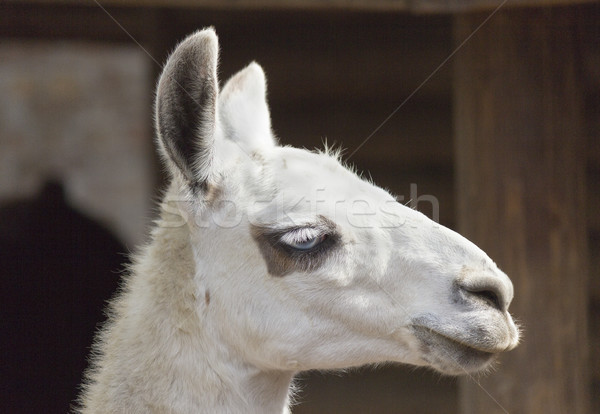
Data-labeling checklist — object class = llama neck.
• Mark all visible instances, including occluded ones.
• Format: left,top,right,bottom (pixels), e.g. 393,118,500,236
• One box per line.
134,220,295,413
169,342,294,413
213,367,295,413
81,200,295,413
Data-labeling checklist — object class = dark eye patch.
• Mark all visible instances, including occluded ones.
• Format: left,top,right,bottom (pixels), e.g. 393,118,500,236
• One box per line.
250,215,341,277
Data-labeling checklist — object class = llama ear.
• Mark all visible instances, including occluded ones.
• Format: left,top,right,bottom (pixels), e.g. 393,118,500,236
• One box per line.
219,62,276,151
155,28,219,192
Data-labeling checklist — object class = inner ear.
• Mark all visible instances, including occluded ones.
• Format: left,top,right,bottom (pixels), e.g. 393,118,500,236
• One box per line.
155,29,219,191
219,62,276,152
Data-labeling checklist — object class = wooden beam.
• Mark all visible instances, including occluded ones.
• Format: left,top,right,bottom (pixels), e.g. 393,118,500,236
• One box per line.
410,0,596,13
454,7,590,414
3,0,597,13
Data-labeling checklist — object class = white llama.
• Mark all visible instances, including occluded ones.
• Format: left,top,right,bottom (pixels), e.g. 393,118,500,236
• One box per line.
78,28,519,413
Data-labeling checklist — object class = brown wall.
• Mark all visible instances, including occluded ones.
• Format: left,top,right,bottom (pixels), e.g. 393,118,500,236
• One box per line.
1,3,597,412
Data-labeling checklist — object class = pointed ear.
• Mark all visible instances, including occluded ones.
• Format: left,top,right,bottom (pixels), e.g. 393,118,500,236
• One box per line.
219,62,276,152
155,28,218,192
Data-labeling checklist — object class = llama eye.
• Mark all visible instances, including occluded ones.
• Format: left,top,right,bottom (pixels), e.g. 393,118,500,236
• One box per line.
280,228,326,251
286,235,326,251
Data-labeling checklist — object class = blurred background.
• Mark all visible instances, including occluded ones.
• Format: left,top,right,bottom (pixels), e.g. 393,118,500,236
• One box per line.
0,1,598,413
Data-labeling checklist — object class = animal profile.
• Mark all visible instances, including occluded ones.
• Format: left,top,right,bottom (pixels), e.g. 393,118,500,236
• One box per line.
78,28,519,413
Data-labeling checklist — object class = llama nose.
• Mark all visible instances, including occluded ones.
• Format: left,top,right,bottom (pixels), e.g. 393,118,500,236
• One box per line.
457,270,513,312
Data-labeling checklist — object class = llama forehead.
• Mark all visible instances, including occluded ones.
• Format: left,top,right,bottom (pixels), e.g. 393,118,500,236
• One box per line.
237,146,409,235
262,147,393,207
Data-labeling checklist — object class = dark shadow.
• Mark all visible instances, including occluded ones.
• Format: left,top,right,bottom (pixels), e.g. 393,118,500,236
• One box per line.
0,182,125,413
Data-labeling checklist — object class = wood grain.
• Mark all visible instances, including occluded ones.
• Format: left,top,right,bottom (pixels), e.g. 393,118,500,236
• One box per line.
454,8,590,414
3,0,597,13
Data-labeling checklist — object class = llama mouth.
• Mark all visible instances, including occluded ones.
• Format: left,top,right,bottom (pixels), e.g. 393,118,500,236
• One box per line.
411,325,497,374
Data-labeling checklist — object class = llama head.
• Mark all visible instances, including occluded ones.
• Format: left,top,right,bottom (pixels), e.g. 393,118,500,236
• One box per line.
155,28,519,376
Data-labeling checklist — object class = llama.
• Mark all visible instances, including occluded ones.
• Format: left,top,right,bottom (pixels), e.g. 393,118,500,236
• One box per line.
78,28,519,413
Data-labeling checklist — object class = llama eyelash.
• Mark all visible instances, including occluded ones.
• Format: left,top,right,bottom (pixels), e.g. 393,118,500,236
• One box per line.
279,227,322,246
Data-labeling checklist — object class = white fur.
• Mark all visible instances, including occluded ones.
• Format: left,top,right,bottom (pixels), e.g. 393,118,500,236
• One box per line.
78,29,519,414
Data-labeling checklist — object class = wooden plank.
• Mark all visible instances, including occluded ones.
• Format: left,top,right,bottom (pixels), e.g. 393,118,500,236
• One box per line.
0,4,452,101
591,297,600,414
454,8,590,414
3,0,597,13
411,0,597,13
273,99,453,168
582,8,600,234
590,233,600,303
589,169,600,233
0,3,159,43
293,365,457,414
589,233,599,414
2,0,409,10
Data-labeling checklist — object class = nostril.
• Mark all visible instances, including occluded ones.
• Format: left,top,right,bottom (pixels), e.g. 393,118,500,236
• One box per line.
458,283,505,311
456,270,512,312
468,288,502,311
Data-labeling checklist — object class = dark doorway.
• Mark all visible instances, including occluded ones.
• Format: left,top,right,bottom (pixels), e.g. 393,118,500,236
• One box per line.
1,182,125,413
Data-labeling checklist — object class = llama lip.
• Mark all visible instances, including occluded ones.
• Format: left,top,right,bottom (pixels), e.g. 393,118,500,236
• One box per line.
411,312,518,354
412,325,497,354
411,325,497,374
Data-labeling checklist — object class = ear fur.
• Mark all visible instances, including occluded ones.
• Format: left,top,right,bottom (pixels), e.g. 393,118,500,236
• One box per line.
155,28,219,192
219,62,276,152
